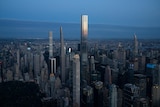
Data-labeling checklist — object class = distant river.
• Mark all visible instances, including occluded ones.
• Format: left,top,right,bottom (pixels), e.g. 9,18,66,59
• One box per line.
0,19,160,39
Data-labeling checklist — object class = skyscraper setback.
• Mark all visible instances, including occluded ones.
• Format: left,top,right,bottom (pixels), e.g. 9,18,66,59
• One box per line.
60,26,66,85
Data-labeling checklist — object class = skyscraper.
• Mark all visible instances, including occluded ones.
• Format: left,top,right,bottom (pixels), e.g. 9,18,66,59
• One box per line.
81,15,88,64
104,65,112,86
152,85,160,107
17,49,20,67
110,84,117,107
60,26,66,85
49,31,53,58
80,15,89,83
34,53,40,78
133,34,138,56
73,54,80,107
134,74,146,97
123,84,140,107
90,56,95,72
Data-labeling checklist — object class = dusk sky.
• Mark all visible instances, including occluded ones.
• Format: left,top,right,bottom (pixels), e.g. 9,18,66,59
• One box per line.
0,0,160,27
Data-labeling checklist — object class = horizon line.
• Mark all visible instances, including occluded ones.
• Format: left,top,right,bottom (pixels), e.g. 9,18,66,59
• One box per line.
1,18,160,28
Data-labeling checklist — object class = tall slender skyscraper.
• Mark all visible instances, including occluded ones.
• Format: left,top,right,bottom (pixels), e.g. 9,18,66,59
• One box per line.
60,26,66,85
49,31,53,58
134,34,138,56
80,15,89,83
73,54,80,107
81,15,88,64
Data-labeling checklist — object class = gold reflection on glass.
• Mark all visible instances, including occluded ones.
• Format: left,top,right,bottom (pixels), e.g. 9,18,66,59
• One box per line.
81,15,88,36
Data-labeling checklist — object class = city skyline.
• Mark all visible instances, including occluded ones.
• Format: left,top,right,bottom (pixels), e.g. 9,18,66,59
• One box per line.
0,14,160,106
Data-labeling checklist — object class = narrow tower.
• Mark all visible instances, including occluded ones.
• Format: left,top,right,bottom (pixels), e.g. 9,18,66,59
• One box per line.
80,15,89,83
73,54,80,107
49,31,53,58
81,15,88,64
134,34,138,56
60,26,66,85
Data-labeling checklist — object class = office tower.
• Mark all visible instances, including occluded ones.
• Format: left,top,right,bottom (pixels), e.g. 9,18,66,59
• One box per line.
152,85,160,107
94,81,103,107
24,54,27,69
29,53,34,79
82,86,93,107
0,61,3,82
133,34,138,56
17,49,20,67
134,74,146,97
60,26,66,85
72,54,80,107
150,64,160,107
90,56,95,72
104,65,112,86
49,31,53,58
14,63,19,80
117,46,126,67
117,88,123,107
40,52,45,68
153,64,160,85
109,84,117,107
34,54,40,78
138,55,146,73
125,62,134,84
123,83,140,107
145,63,156,100
103,87,110,107
81,15,88,64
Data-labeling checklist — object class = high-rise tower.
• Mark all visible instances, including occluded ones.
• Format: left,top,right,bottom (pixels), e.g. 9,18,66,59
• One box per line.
104,65,112,86
49,31,53,58
133,34,138,56
60,26,66,85
34,54,40,78
109,84,117,107
73,54,80,107
81,15,88,64
80,15,89,83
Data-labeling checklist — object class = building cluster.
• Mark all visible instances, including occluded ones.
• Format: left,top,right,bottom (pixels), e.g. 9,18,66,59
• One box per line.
0,15,160,107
